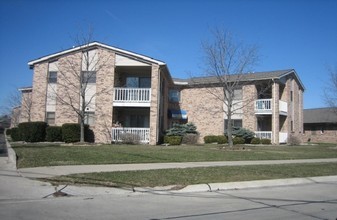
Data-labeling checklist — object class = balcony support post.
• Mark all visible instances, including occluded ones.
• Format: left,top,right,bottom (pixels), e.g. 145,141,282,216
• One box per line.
272,81,279,144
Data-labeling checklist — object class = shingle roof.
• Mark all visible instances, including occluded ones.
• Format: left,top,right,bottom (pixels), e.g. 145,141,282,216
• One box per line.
174,69,305,90
304,108,337,124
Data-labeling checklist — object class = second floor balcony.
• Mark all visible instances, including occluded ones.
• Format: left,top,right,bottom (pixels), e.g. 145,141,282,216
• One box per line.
255,99,288,115
113,87,151,107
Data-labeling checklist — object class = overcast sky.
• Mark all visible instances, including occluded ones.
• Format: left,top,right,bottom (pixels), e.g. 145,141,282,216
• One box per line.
0,0,336,112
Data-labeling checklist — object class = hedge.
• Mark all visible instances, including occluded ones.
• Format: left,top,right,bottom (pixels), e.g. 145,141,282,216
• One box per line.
261,138,271,145
250,137,261,144
233,136,245,145
18,122,47,142
46,126,63,142
61,123,94,143
10,127,21,141
204,135,227,144
164,136,182,145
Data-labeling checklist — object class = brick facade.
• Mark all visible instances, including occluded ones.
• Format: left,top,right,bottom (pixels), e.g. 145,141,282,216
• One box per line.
180,87,224,142
30,63,48,122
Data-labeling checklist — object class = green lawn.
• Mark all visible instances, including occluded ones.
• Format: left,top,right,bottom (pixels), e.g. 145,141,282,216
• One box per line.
12,143,337,168
42,162,337,188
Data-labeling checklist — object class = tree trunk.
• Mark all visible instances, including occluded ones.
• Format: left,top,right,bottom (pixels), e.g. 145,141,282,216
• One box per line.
226,104,233,148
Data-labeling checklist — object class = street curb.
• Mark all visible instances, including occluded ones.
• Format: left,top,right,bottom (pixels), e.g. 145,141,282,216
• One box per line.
172,175,337,193
4,132,17,169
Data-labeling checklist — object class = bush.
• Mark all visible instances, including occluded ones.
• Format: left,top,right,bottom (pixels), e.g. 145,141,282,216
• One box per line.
204,135,218,143
217,135,227,144
181,133,199,145
261,138,271,145
287,135,301,145
233,137,245,145
62,123,92,143
10,127,21,141
18,122,47,142
46,126,63,142
164,136,182,145
204,135,227,144
120,133,140,144
250,137,261,144
5,128,11,136
166,123,198,136
229,127,255,143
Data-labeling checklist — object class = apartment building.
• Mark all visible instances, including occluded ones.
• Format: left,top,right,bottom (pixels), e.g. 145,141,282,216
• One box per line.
22,42,304,144
172,69,305,144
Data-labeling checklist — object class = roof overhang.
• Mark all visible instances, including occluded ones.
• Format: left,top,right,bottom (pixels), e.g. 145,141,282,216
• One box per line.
28,41,166,68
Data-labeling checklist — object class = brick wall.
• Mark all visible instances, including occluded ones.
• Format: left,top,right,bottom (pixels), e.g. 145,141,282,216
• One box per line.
55,52,82,125
94,49,115,143
180,86,224,142
242,84,257,132
30,63,48,122
149,64,160,145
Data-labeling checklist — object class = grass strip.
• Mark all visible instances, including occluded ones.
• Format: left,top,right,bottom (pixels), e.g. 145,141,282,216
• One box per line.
12,143,337,168
42,162,337,188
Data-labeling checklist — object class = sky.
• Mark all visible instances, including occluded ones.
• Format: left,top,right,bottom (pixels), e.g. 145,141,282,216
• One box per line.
0,0,336,112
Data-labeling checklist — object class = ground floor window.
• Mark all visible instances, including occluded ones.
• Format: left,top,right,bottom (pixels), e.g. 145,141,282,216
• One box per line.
224,119,242,130
46,112,55,125
84,112,95,125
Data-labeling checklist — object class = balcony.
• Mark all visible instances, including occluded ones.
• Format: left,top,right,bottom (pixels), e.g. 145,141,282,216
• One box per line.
113,88,151,107
111,127,150,143
255,99,287,115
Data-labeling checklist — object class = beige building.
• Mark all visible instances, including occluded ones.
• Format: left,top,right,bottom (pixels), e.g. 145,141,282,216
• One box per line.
22,42,304,144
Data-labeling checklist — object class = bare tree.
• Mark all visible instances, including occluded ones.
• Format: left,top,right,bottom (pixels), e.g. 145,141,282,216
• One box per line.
49,30,113,142
324,64,337,114
200,28,259,147
0,88,32,127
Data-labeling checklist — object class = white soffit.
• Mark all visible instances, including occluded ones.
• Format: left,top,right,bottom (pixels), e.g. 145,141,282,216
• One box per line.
115,54,150,66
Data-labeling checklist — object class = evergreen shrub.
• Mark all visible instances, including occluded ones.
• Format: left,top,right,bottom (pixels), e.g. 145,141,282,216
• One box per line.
250,137,261,144
233,136,245,145
10,127,21,141
46,126,63,142
18,122,47,142
261,138,271,145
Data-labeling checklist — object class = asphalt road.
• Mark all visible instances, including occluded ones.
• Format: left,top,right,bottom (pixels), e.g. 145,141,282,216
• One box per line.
1,179,336,220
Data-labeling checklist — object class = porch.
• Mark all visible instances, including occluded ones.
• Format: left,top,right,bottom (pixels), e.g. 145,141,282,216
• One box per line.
111,127,150,143
255,131,288,143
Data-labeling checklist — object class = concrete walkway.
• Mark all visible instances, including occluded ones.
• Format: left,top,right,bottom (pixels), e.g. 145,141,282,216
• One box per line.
19,158,337,178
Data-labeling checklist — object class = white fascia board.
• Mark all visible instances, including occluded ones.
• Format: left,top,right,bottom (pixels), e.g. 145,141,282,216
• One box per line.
18,87,33,92
173,81,189,85
28,42,166,67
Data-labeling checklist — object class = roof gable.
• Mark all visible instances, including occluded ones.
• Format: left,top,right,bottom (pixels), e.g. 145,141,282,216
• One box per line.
28,41,166,68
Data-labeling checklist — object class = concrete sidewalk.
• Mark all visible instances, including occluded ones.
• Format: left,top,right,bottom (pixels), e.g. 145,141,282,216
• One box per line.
19,158,337,178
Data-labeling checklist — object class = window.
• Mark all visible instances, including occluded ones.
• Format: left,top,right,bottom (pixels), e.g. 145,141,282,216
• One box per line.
84,112,95,125
126,77,151,88
169,89,180,102
82,71,96,84
225,88,242,100
125,115,149,128
48,71,57,83
291,91,293,102
46,112,55,125
224,119,242,130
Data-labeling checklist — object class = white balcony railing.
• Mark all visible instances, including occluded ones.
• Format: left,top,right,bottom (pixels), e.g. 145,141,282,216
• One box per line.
255,99,287,115
111,127,150,143
113,88,151,106
255,131,272,140
255,131,288,144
